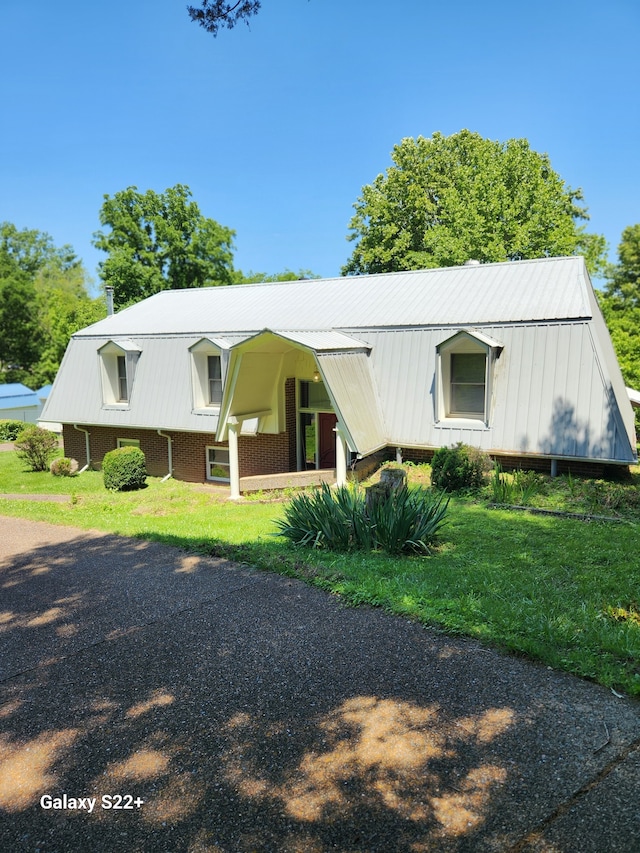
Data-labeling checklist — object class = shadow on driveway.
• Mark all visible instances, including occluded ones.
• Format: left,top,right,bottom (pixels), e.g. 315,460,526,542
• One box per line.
0,517,639,852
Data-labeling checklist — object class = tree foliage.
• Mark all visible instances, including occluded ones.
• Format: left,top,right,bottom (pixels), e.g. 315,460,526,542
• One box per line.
93,184,236,309
343,130,607,277
187,1,261,36
0,222,103,386
599,225,640,392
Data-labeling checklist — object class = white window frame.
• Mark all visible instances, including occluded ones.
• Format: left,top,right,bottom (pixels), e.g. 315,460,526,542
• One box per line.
190,339,228,412
117,438,140,449
206,445,230,482
98,340,141,408
436,330,501,427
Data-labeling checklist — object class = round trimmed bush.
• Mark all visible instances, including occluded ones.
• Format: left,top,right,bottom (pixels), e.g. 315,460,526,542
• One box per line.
50,457,79,477
103,446,147,491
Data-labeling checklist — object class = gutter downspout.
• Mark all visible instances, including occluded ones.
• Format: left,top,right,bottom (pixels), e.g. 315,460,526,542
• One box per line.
73,425,91,473
157,430,173,481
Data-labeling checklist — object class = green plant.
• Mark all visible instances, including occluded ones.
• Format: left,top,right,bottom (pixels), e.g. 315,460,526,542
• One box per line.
275,482,448,555
430,443,490,492
14,425,59,472
50,457,79,477
490,464,543,506
102,446,147,491
367,486,449,555
275,483,368,551
0,419,26,441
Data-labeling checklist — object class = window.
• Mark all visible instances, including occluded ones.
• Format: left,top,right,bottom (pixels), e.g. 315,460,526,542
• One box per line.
117,438,140,449
117,356,128,402
436,330,502,425
208,355,222,405
189,339,227,411
98,340,141,407
206,446,230,481
450,353,486,416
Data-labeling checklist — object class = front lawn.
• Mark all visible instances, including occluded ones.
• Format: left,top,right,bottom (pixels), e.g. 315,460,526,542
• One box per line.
0,451,638,696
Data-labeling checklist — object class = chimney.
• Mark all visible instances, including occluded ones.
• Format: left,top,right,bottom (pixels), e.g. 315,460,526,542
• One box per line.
105,286,114,316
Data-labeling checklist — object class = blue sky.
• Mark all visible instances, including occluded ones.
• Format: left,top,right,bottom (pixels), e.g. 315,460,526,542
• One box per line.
1,0,639,288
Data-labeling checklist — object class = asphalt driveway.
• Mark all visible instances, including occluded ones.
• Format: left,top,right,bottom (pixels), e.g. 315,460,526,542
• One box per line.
0,516,638,852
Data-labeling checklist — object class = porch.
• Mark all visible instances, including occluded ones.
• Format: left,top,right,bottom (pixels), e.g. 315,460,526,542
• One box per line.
239,468,337,493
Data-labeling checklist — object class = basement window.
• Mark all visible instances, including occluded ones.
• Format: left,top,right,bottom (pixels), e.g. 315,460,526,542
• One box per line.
206,446,230,481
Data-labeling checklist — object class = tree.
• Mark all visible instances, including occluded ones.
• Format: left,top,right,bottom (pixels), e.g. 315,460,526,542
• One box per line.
602,224,640,307
233,268,319,284
0,221,78,278
187,1,261,36
31,263,105,387
93,184,236,309
343,130,607,277
598,225,640,393
0,273,43,382
0,222,102,385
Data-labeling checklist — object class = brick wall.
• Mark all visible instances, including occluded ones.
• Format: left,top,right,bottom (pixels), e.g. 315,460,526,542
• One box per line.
62,422,626,484
61,380,299,483
398,445,621,479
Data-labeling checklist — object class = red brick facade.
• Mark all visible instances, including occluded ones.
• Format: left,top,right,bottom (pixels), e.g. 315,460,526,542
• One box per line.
61,378,299,484
399,446,620,479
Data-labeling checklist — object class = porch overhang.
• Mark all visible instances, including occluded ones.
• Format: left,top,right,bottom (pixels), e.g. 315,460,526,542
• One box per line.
216,328,386,457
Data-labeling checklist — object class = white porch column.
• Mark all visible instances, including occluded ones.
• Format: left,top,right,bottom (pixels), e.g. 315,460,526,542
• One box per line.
335,426,347,487
228,420,241,500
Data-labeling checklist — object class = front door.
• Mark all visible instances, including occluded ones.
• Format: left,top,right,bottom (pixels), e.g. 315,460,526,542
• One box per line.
318,413,338,469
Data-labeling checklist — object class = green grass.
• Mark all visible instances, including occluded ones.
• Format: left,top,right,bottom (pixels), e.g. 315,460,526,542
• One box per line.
0,451,639,697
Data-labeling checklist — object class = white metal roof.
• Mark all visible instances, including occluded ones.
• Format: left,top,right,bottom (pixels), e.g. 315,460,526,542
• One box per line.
78,256,593,339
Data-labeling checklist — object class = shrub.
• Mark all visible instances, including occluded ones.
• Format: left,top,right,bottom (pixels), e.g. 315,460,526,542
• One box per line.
366,486,449,555
50,457,79,477
14,426,60,472
275,482,448,555
0,419,25,441
103,446,147,491
430,443,491,492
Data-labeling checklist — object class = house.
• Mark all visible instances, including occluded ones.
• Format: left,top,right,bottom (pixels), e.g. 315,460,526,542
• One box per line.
40,257,637,495
0,383,40,424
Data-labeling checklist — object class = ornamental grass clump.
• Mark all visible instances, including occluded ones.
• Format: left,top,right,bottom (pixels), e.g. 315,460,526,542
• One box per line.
102,446,147,491
275,482,448,555
367,485,449,555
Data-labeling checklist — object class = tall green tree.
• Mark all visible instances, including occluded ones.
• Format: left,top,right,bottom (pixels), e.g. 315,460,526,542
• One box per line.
93,184,236,309
0,273,43,383
0,222,102,385
602,224,640,307
599,225,640,393
343,130,607,277
31,263,105,386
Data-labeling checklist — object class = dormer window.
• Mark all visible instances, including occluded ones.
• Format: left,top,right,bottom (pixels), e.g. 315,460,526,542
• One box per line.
189,338,230,412
98,340,141,407
436,329,502,425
